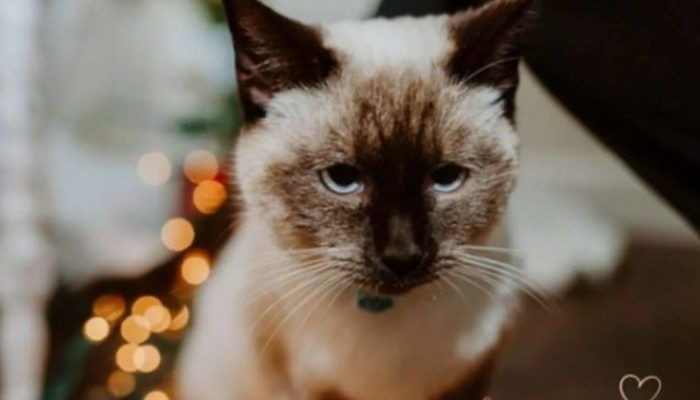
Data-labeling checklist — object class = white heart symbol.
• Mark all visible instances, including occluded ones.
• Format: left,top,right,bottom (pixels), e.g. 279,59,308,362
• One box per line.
619,374,662,400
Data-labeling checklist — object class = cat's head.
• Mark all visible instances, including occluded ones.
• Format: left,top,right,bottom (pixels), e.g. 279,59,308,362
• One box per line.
226,0,534,294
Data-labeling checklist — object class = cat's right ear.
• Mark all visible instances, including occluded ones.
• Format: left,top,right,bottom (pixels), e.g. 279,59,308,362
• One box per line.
448,0,537,88
222,0,338,122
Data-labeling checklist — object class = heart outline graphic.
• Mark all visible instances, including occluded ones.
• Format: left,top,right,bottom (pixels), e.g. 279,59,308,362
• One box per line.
619,374,662,400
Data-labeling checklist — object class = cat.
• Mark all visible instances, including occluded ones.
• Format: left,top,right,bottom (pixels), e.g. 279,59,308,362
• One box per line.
177,0,537,399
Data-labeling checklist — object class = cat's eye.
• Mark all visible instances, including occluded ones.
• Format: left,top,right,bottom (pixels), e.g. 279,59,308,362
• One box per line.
320,164,364,195
430,164,470,193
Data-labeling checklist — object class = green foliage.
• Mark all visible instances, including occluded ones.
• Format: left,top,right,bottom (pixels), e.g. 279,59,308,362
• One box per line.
202,0,227,24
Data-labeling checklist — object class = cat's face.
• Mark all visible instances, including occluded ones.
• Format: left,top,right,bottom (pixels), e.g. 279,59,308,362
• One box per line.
227,0,532,294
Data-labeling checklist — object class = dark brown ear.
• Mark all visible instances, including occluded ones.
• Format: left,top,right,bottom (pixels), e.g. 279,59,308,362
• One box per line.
222,0,338,122
448,0,537,116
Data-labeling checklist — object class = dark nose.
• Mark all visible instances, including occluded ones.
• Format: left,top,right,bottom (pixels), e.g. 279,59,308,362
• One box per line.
381,250,424,278
376,213,425,278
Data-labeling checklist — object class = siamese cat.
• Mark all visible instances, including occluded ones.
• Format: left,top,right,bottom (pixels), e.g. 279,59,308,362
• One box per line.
180,0,538,398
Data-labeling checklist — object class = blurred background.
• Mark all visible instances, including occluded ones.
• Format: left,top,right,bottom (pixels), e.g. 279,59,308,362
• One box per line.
0,0,697,399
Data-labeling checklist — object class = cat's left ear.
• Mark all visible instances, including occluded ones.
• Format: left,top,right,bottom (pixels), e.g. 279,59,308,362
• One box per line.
222,0,338,122
448,0,537,91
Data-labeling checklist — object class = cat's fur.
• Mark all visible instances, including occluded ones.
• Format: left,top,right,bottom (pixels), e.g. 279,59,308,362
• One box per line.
179,0,535,399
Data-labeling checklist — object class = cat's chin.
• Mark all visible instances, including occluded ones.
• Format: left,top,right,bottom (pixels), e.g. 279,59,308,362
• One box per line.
357,275,437,296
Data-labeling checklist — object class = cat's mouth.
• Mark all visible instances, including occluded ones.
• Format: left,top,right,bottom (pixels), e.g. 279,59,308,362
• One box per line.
353,273,437,296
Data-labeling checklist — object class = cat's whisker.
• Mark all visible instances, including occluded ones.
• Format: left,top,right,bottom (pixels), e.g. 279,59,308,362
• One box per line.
295,273,346,335
462,56,520,87
242,250,355,289
458,253,537,286
453,256,553,311
444,268,498,303
250,246,352,265
453,268,527,314
241,261,334,307
248,267,334,334
458,244,525,257
437,272,466,302
239,258,330,291
259,271,341,357
245,256,317,275
323,277,352,317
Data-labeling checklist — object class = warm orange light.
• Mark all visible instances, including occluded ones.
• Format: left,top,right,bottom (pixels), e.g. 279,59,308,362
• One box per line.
134,345,161,373
144,305,171,333
83,317,110,343
184,150,219,184
116,344,139,372
93,294,126,321
132,296,161,316
168,306,190,331
137,152,172,186
144,390,169,400
161,218,195,252
120,315,151,344
181,250,211,285
193,180,227,214
107,371,136,398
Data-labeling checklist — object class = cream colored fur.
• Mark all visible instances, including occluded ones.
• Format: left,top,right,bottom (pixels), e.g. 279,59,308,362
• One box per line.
179,214,516,400
179,14,520,400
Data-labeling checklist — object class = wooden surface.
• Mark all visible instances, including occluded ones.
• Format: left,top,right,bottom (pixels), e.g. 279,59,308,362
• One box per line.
490,241,700,400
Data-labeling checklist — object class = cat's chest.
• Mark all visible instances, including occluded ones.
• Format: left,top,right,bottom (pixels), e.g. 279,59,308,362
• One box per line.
279,290,501,400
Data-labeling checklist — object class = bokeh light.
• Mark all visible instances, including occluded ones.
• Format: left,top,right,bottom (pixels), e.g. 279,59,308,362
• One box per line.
115,344,138,372
181,250,211,285
144,390,169,400
83,317,110,343
144,305,171,333
137,152,172,186
161,218,195,252
193,180,227,214
120,316,151,345
93,294,126,322
132,296,162,316
168,306,190,331
184,150,219,184
134,345,161,373
107,371,136,398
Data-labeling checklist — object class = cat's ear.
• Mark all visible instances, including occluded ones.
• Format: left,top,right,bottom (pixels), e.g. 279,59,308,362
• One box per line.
447,0,537,90
222,0,338,122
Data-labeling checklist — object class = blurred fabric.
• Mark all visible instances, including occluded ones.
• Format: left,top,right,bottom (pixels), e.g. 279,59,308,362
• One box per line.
378,0,700,231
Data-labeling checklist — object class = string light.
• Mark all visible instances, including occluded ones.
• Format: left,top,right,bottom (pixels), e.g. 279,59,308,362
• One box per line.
132,296,162,316
93,294,126,322
193,180,227,214
83,317,110,343
120,316,151,345
116,344,139,373
181,249,211,285
183,150,219,184
144,305,171,333
168,306,190,331
107,371,136,398
137,152,172,186
134,345,161,373
144,390,169,400
161,218,195,252
101,149,222,395
161,217,195,251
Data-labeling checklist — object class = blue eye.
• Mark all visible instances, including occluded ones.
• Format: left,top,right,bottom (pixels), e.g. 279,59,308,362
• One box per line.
320,164,364,195
431,164,470,193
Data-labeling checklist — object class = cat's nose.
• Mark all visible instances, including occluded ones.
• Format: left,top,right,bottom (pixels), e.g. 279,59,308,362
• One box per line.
380,247,424,278
375,211,426,278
